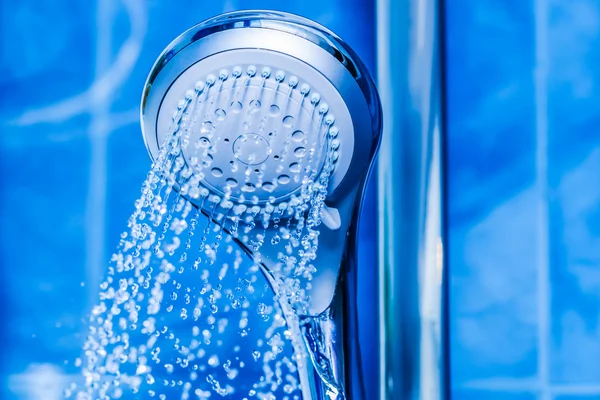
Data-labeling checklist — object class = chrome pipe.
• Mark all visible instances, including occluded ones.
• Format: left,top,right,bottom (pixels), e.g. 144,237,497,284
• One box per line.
377,0,447,398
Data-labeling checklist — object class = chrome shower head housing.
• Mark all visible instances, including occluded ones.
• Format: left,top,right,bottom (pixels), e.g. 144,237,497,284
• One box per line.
142,12,379,201
140,10,381,399
141,10,380,313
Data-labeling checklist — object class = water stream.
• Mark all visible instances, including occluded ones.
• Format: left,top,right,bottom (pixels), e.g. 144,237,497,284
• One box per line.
69,66,343,399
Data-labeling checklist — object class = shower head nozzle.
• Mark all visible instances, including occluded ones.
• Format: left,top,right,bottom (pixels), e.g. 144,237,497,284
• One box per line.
141,10,381,214
140,10,382,318
140,13,383,397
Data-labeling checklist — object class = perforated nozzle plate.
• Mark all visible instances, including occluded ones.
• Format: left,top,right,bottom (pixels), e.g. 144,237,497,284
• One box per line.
153,49,354,207
181,65,333,205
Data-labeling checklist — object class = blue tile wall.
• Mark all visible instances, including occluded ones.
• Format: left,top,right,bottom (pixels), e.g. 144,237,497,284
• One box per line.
547,0,600,388
0,0,377,399
446,0,540,385
2,0,599,398
447,0,600,398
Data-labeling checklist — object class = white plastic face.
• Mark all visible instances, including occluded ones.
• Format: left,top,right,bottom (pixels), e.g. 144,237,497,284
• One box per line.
154,49,354,204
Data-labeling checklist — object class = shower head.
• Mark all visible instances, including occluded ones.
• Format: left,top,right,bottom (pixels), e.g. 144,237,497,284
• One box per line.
140,10,381,316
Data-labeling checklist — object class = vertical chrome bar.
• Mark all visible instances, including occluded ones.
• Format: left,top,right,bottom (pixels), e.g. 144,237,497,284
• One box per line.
377,0,446,399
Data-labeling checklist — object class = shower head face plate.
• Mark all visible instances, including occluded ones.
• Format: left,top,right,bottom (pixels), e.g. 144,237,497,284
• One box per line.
140,10,383,318
142,22,377,208
152,49,353,208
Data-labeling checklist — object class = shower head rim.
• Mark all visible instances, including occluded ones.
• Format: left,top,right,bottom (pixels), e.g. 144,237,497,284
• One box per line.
149,47,352,205
141,16,376,200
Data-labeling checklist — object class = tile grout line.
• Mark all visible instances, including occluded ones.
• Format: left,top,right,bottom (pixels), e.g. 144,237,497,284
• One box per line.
85,0,112,309
83,0,146,310
458,378,600,395
533,0,551,398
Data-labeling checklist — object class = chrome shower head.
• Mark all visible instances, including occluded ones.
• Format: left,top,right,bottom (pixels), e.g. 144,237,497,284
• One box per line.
140,10,382,399
141,10,381,315
142,11,379,201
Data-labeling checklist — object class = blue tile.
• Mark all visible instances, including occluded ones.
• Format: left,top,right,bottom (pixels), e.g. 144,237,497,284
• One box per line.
106,123,150,248
450,189,540,383
0,129,90,373
446,0,540,385
446,0,537,227
546,0,600,386
0,0,95,116
108,2,231,115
